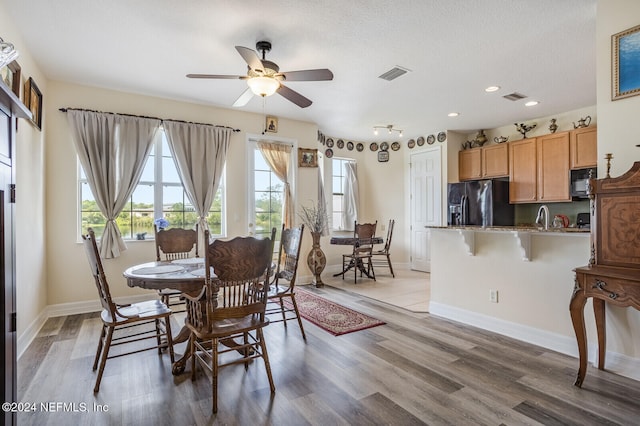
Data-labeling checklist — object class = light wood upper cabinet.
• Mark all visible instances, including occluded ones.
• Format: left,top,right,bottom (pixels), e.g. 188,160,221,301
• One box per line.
537,131,571,202
482,143,509,178
570,126,597,169
509,138,537,203
459,148,482,181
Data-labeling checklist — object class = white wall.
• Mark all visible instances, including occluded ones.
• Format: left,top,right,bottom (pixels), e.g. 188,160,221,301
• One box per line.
596,0,640,177
0,4,48,345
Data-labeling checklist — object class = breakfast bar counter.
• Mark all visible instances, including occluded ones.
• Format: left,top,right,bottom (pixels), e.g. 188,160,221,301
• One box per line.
427,226,640,382
427,225,588,261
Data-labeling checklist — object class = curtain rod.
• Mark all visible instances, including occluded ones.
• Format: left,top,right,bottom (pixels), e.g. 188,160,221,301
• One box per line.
58,107,241,132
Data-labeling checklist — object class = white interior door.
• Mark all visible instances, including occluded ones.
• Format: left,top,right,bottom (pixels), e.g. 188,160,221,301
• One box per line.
410,148,442,272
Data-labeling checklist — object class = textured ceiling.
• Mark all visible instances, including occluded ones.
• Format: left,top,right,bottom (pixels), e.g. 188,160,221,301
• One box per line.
3,0,597,142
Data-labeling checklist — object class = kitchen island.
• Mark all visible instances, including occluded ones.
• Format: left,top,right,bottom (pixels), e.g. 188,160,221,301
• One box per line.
428,226,640,382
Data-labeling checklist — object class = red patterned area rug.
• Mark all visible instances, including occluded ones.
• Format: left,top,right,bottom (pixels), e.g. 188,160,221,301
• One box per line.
287,287,385,336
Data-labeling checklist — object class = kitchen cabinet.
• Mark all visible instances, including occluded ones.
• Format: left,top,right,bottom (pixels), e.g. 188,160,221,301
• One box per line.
537,131,571,202
570,126,597,169
458,148,481,181
509,138,537,203
482,143,509,178
509,133,571,203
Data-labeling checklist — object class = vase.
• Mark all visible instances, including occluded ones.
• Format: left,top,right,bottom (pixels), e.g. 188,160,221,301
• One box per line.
306,232,326,287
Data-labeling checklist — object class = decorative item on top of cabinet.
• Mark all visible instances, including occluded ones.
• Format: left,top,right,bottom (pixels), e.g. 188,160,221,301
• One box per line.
514,122,537,139
474,130,488,146
570,126,597,169
573,116,591,129
493,136,508,144
549,118,558,133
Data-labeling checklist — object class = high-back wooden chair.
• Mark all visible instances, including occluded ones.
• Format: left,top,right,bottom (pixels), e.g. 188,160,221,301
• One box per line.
266,224,306,340
184,228,276,413
82,228,174,393
154,224,199,311
371,219,395,277
342,220,377,283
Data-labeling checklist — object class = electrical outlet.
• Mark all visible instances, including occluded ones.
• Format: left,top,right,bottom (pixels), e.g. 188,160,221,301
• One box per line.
489,289,499,303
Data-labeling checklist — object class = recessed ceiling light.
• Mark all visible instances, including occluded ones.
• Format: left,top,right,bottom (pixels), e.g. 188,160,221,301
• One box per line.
448,112,460,117
485,86,500,92
525,100,539,107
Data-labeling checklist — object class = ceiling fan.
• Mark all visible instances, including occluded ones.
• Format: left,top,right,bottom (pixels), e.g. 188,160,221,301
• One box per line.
186,41,333,108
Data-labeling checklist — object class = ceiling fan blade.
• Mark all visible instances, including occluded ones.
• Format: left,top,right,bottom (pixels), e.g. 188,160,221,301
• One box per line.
279,69,334,81
186,74,246,79
232,87,254,107
277,84,312,108
235,46,264,72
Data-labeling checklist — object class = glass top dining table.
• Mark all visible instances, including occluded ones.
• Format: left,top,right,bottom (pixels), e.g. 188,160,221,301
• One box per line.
123,260,210,374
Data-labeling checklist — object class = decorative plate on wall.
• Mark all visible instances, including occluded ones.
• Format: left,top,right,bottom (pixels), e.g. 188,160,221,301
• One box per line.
437,131,447,142
326,138,334,147
336,139,344,149
391,141,401,151
369,142,379,151
427,134,435,144
380,141,389,151
325,148,333,158
407,139,416,149
416,136,425,146
347,141,354,150
356,143,364,152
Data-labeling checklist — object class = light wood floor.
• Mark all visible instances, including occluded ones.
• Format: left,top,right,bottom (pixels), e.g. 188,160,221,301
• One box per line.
18,285,640,425
319,267,430,312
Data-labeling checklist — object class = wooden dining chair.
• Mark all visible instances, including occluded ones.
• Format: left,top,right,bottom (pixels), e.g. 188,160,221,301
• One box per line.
371,219,395,277
154,224,199,312
342,220,377,283
82,228,175,393
265,224,306,340
184,228,276,413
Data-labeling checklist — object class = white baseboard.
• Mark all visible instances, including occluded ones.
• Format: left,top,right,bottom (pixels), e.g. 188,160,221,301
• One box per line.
17,294,154,360
429,301,640,382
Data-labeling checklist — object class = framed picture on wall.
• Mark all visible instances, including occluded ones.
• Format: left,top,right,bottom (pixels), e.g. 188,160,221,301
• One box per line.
612,24,640,100
298,148,318,168
265,115,278,133
24,77,43,130
0,60,21,97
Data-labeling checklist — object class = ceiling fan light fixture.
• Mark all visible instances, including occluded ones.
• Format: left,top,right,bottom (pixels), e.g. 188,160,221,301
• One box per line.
373,124,403,137
247,76,280,97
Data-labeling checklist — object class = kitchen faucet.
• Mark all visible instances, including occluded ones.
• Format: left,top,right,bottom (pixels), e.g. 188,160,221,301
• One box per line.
536,205,550,230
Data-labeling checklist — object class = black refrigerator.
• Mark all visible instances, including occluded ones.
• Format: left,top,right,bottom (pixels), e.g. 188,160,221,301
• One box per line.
447,179,514,226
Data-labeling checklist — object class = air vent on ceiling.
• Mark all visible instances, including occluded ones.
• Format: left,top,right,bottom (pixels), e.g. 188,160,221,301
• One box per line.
378,66,411,81
503,92,527,101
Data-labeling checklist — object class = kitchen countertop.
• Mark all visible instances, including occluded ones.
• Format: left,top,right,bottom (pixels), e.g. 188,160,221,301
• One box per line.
427,225,590,234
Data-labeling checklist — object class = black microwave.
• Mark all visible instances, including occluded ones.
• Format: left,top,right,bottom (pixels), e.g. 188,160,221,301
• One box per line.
571,168,596,199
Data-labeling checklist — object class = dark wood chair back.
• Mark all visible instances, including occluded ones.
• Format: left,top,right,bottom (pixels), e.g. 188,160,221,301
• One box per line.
154,224,198,261
380,219,395,253
354,220,377,253
82,228,116,316
272,224,304,293
199,228,275,324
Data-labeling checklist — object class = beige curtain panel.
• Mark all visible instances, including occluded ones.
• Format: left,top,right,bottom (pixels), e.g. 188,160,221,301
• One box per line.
67,110,161,258
163,121,231,252
257,141,294,228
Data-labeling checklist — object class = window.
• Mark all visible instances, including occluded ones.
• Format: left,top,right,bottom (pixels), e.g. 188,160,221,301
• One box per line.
247,137,295,242
331,157,355,230
250,145,283,239
79,129,225,240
